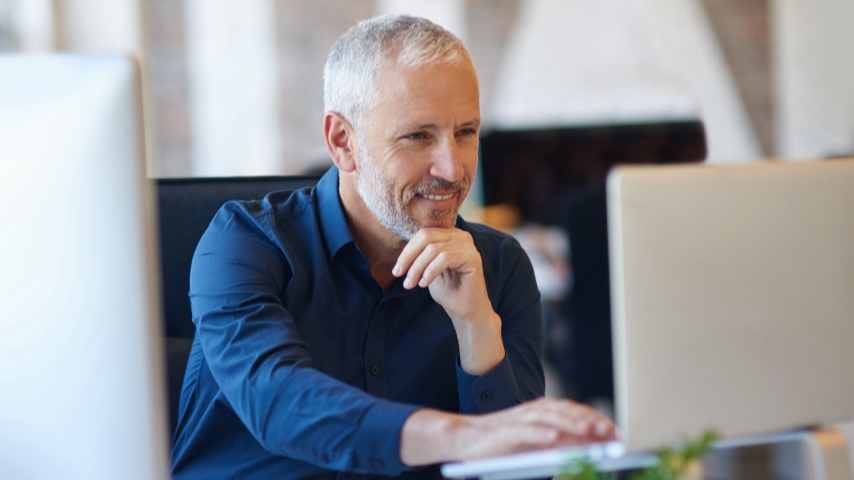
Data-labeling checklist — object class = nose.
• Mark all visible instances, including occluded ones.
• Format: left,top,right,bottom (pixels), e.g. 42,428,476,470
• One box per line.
429,136,466,183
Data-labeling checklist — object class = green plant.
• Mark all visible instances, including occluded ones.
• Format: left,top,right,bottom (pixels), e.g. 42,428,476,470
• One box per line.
559,430,719,480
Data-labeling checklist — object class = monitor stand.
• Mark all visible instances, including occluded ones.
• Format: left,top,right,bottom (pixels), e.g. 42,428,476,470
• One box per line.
712,428,852,480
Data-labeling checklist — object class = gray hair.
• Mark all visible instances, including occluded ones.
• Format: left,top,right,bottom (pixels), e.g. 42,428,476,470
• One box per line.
323,14,474,133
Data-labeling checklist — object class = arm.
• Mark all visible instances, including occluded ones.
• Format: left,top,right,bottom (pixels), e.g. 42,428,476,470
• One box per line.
189,205,418,475
393,228,507,375
393,226,615,465
394,227,545,412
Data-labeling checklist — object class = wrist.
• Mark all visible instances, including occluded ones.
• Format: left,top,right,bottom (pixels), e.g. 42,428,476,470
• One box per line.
454,311,505,375
400,409,470,466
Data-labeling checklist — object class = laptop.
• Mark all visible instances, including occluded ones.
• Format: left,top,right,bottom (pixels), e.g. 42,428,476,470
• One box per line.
443,159,854,479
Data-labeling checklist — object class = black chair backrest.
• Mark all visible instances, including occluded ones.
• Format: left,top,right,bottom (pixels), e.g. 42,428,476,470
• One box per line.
156,176,321,339
155,175,321,438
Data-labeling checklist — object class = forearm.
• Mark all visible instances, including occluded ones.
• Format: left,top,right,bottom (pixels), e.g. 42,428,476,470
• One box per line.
453,310,506,376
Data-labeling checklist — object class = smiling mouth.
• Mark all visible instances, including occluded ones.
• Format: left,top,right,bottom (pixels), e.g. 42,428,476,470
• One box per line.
418,192,454,201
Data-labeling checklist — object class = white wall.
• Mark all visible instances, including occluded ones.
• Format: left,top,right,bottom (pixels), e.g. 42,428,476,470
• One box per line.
375,0,466,41
183,0,282,176
772,0,854,160
56,0,141,54
489,0,762,163
10,0,54,51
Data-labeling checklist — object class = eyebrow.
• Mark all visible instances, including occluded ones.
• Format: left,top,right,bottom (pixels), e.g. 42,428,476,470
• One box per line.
410,119,481,131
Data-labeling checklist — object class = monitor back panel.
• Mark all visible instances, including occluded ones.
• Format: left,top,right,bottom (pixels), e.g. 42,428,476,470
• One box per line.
0,55,169,480
607,159,854,452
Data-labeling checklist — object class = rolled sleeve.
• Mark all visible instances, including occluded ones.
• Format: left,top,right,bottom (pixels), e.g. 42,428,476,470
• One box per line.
456,354,522,413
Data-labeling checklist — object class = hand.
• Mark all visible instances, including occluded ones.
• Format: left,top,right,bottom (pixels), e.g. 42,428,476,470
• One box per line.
393,228,504,374
400,397,618,466
393,228,491,321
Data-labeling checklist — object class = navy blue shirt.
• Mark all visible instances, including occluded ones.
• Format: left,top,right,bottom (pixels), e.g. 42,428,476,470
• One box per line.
171,167,544,479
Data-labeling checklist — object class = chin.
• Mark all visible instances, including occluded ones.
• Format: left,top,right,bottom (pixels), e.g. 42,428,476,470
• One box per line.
419,213,458,230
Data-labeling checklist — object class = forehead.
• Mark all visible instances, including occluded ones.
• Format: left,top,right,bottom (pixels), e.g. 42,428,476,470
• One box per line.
368,61,480,129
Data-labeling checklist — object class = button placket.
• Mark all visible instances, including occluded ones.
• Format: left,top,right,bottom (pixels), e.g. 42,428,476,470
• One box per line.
363,299,390,397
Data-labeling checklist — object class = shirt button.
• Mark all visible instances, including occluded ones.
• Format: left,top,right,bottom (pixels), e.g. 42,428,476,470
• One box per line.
373,459,385,469
320,454,329,463
481,390,492,401
370,365,380,375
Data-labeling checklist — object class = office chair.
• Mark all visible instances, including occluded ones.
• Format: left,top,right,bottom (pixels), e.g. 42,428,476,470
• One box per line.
156,175,321,439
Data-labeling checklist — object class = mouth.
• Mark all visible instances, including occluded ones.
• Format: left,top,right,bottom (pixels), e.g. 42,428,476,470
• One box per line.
417,192,455,201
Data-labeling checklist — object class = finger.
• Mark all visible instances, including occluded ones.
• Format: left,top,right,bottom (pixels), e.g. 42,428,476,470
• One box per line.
403,242,448,289
464,424,562,460
412,240,479,289
501,425,561,450
393,229,449,278
413,249,452,289
419,244,479,289
526,409,598,437
551,402,616,440
510,399,616,440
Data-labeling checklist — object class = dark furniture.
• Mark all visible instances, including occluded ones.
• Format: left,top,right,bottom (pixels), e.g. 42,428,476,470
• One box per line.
156,175,321,438
479,121,707,403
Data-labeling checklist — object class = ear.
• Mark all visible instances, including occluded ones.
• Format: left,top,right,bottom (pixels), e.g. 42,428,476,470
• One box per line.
324,111,358,173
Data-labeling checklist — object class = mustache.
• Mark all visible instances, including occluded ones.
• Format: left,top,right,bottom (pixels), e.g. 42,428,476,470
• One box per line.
411,178,469,196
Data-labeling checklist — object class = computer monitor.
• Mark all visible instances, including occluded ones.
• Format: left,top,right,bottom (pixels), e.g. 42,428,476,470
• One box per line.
441,158,854,479
0,55,169,479
607,159,854,452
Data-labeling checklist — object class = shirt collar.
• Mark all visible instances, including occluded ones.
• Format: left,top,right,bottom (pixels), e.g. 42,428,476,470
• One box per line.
316,166,356,259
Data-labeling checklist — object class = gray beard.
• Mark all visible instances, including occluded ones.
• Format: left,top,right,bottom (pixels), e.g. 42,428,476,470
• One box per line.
355,145,466,241
356,165,419,240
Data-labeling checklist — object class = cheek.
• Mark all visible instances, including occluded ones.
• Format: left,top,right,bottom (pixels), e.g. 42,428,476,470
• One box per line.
463,152,479,179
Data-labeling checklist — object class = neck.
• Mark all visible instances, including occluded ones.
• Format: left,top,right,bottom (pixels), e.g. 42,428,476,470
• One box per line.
338,172,406,291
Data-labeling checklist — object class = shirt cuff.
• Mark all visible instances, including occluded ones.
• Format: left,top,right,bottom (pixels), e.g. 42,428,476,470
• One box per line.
456,354,522,414
354,399,421,475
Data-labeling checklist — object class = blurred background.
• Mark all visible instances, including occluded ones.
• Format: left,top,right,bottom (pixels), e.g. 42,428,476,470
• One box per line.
3,0,853,176
3,0,852,407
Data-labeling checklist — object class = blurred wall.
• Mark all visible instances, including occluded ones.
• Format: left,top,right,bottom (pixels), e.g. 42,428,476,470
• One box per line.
773,0,854,159
2,0,853,174
183,0,281,176
488,0,762,163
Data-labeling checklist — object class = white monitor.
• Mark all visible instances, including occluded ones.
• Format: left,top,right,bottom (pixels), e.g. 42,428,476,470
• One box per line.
0,55,169,480
607,159,854,452
441,158,854,480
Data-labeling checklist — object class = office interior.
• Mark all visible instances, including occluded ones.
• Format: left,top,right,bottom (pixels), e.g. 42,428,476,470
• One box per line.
2,0,853,478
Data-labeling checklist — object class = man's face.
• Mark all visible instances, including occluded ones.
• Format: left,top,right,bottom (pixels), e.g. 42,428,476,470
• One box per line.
355,60,481,240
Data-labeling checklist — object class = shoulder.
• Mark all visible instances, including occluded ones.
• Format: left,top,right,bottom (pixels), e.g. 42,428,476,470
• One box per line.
223,184,316,225
209,185,319,247
191,185,322,291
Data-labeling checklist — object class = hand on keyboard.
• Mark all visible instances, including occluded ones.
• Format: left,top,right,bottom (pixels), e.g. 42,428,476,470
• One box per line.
400,397,617,465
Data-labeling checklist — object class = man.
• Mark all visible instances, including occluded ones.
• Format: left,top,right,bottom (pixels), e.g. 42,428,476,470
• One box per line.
171,14,614,479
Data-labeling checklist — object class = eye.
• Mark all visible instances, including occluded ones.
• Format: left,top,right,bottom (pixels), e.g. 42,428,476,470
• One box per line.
404,131,429,141
456,127,478,138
